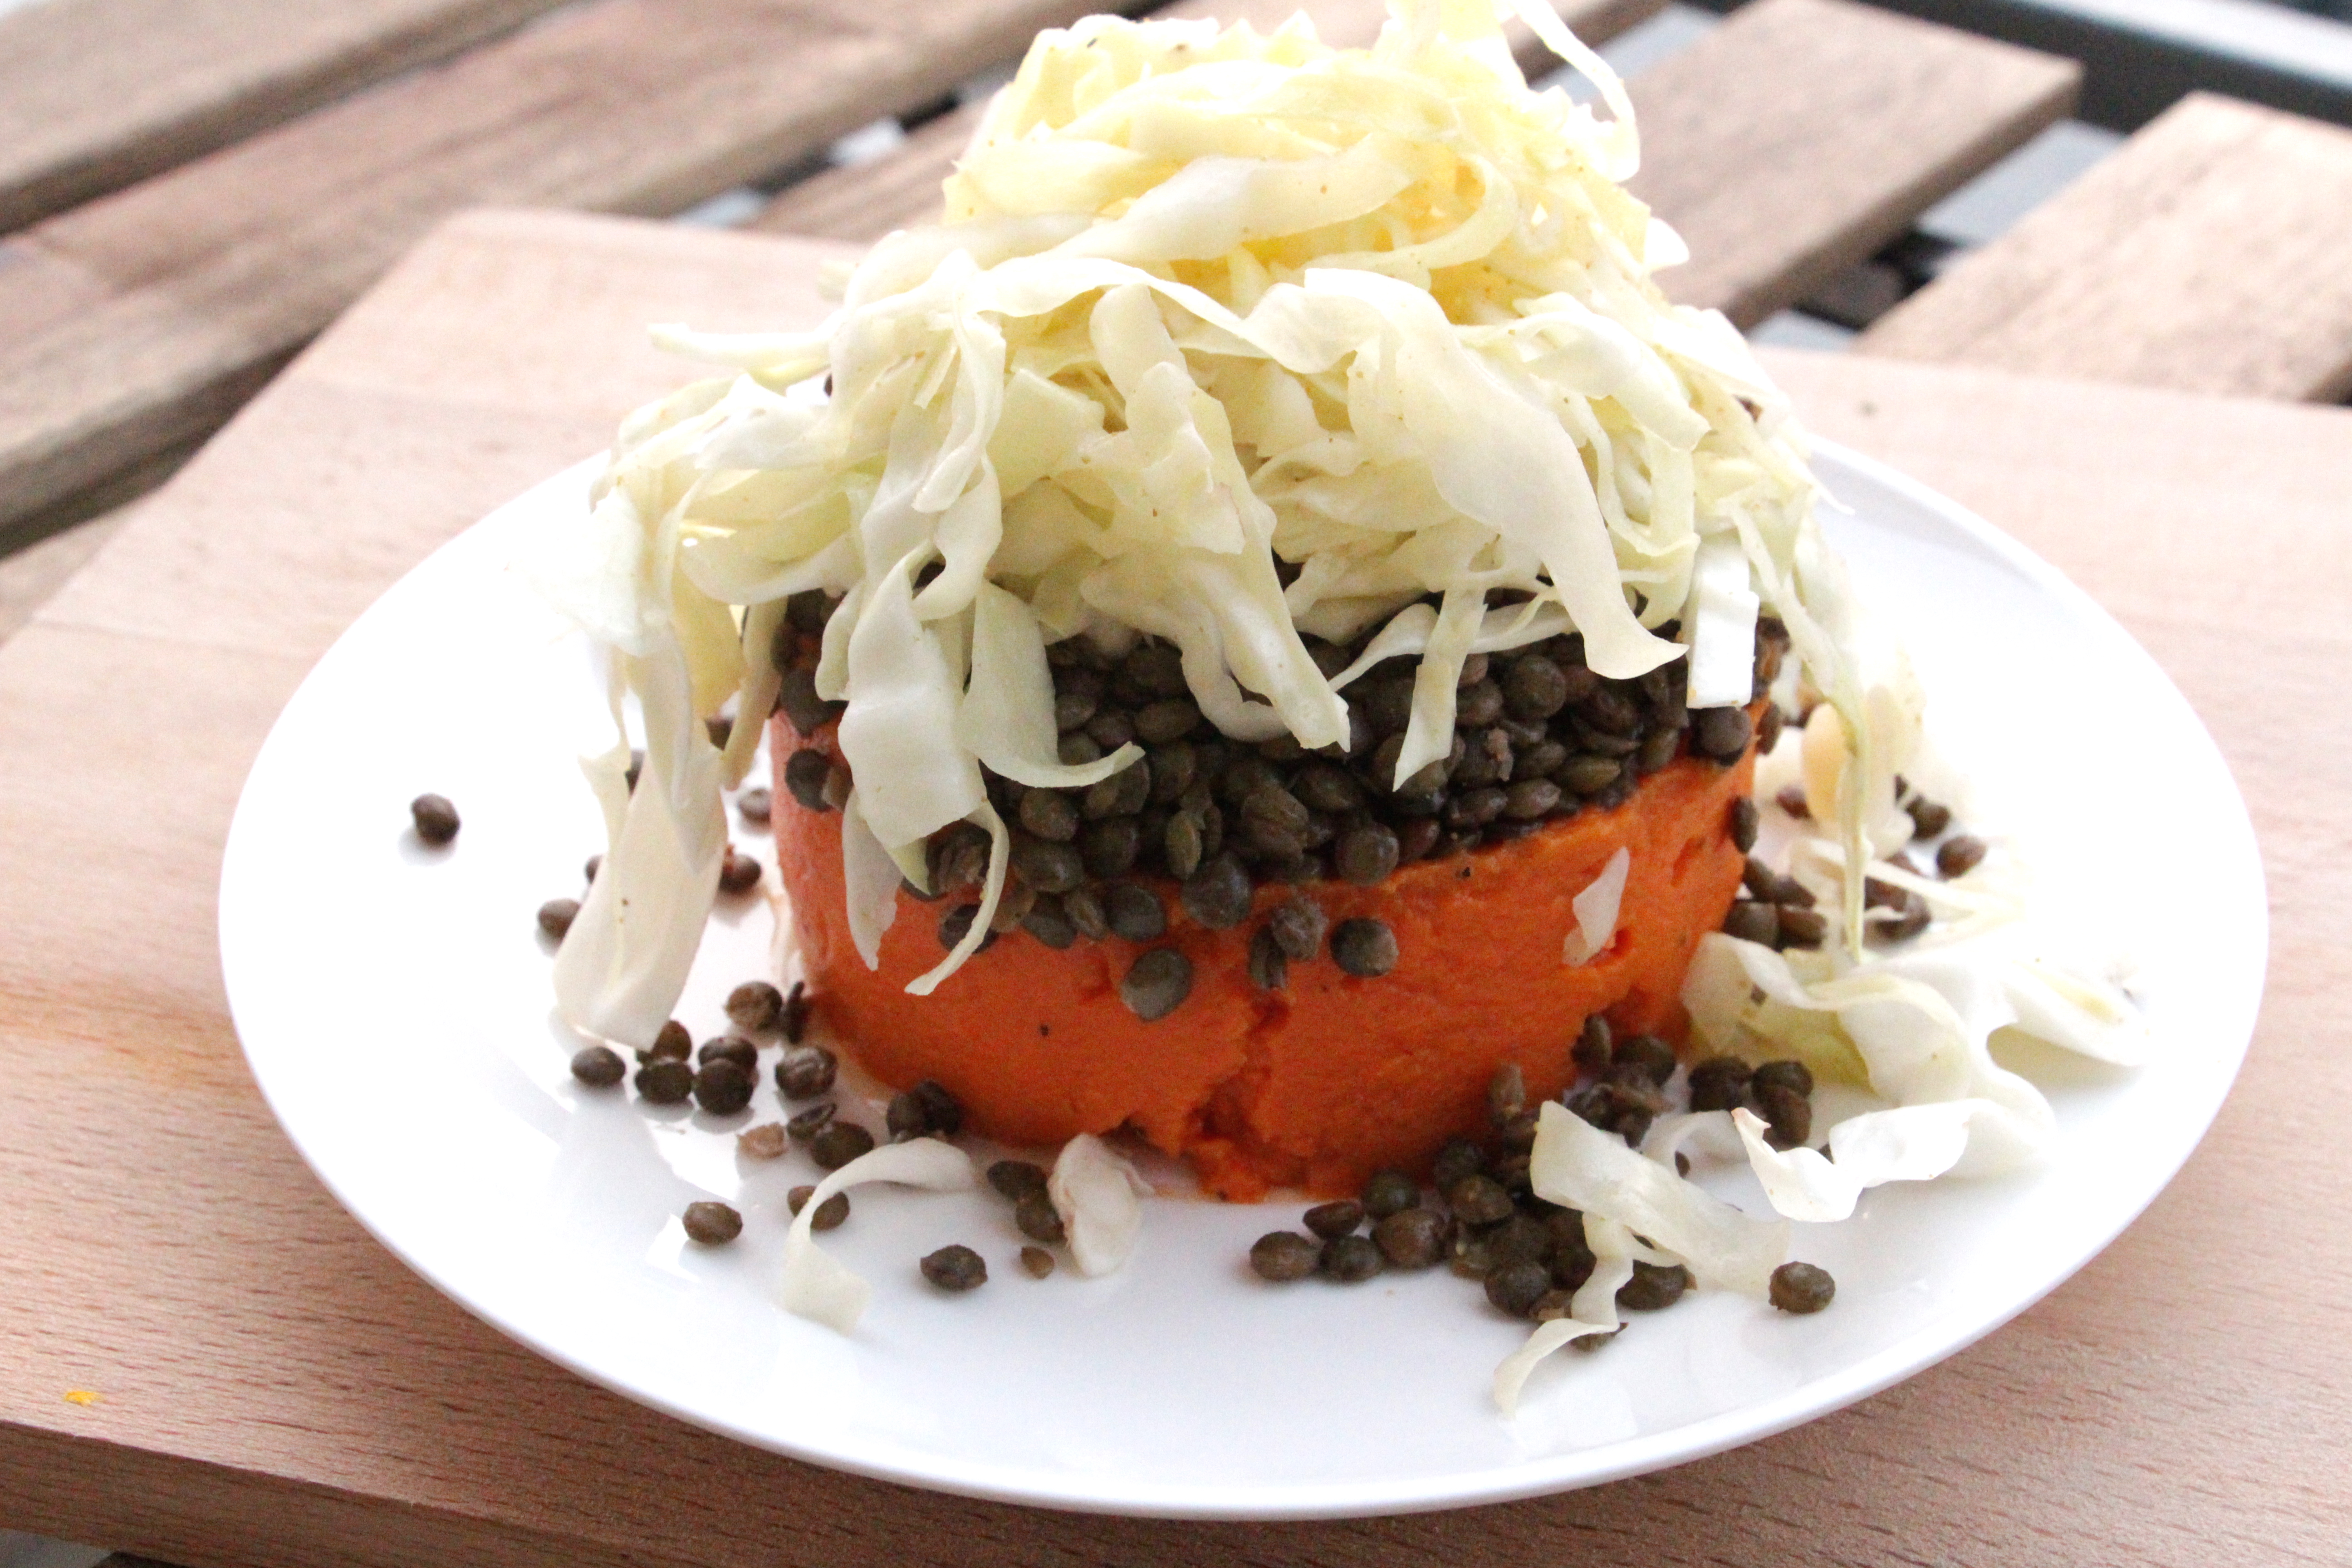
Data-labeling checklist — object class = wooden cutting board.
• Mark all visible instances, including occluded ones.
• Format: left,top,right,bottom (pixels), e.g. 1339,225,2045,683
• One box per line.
1,208,2345,1568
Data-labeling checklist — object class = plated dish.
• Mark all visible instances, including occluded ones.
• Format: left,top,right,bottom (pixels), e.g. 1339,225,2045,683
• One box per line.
219,442,2261,1515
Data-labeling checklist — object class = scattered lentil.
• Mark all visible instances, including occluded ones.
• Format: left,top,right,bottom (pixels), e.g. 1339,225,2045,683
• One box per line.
1487,1062,1527,1127
718,847,763,895
1372,1207,1448,1269
692,1060,755,1116
647,1020,692,1063
786,1185,849,1230
1613,1033,1676,1088
1319,1234,1385,1283
1179,855,1253,929
1119,948,1194,1022
537,898,579,940
1686,1056,1753,1112
809,1121,875,1171
784,749,833,812
736,786,772,824
682,1201,742,1245
775,1044,837,1099
1617,1260,1690,1311
1752,1059,1814,1098
569,1044,625,1087
1572,1015,1612,1078
1304,1200,1364,1240
726,980,785,1034
409,793,460,844
1485,1260,1552,1318
1361,1170,1419,1220
1775,783,1810,818
785,1102,836,1143
921,1245,989,1291
1103,882,1167,941
1433,1137,1486,1189
1330,917,1398,977
737,1122,787,1159
1447,1175,1515,1227
698,1036,757,1073
1729,796,1760,853
1014,1191,1068,1245
1770,1261,1837,1314
1755,1082,1813,1151
1020,1246,1057,1279
635,1059,694,1105
886,1079,964,1141
1937,833,1987,878
1906,797,1953,838
988,1159,1049,1200
1250,1231,1320,1282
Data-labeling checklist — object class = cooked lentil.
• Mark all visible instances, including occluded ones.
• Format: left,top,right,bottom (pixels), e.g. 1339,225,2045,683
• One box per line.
1103,882,1167,941
1247,927,1287,990
698,1036,757,1073
1755,1082,1813,1150
775,1044,837,1099
1330,917,1398,977
1304,1200,1364,1240
726,980,785,1034
682,1201,742,1244
569,1044,625,1088
1488,1062,1527,1126
1906,797,1952,838
1686,1056,1752,1112
718,847,763,895
1485,1259,1552,1318
988,1159,1049,1200
921,1245,988,1291
647,1019,693,1063
1361,1169,1419,1220
1617,1260,1690,1311
1752,1059,1814,1098
692,1060,754,1115
537,898,579,939
1612,1033,1676,1088
1432,1137,1486,1189
1572,1015,1613,1078
786,1185,850,1230
1775,783,1810,818
1937,833,1987,877
1776,906,1828,948
737,786,773,825
635,1059,694,1105
809,1121,875,1170
886,1079,963,1141
1447,1175,1515,1227
1119,947,1194,1022
1319,1234,1385,1283
1014,1191,1066,1244
1372,1206,1448,1269
409,794,460,844
1250,1231,1320,1282
784,749,833,812
1020,1246,1057,1279
1770,1260,1836,1313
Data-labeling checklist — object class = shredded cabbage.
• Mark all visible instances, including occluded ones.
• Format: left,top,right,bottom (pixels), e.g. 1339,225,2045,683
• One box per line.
1561,846,1629,965
778,1137,976,1333
1049,1132,1153,1276
534,0,1895,1028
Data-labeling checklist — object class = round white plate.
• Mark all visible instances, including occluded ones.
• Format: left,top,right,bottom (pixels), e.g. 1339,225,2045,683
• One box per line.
220,442,2263,1519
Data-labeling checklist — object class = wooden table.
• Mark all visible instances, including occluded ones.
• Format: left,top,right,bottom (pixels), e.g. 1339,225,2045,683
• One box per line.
1,206,2346,1568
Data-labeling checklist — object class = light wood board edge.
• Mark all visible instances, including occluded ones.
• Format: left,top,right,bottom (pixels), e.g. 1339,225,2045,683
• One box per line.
1858,91,2352,402
0,0,575,233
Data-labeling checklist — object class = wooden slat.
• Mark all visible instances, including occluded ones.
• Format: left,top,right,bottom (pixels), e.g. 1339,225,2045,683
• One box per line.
1627,0,2079,328
0,0,1124,542
750,0,1666,242
1859,92,2352,403
0,0,574,233
4,209,2349,1568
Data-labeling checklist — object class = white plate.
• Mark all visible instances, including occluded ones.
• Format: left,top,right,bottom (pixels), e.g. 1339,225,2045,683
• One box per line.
220,443,2264,1519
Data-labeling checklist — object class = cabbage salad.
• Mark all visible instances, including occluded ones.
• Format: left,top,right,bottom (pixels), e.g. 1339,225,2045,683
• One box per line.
525,0,2148,1399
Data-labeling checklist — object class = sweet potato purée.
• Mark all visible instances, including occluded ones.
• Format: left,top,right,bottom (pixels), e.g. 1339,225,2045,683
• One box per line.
774,716,1754,1200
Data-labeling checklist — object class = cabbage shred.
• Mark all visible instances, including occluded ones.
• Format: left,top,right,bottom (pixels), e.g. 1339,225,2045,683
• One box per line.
539,0,1889,1044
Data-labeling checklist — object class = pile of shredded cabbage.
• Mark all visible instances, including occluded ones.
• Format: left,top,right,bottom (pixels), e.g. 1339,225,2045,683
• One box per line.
538,0,1887,1045
525,0,2150,1395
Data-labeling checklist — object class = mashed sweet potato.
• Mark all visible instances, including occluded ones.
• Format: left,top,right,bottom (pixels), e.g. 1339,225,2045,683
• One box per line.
772,716,1753,1200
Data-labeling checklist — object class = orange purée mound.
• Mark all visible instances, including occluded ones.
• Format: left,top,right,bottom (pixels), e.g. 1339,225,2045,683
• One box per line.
772,716,1755,1200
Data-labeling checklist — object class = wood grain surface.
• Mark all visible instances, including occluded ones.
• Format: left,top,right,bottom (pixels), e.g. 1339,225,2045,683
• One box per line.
0,0,572,233
0,0,1125,543
2,211,2347,1568
1860,92,2352,402
749,0,1666,242
1627,0,2078,327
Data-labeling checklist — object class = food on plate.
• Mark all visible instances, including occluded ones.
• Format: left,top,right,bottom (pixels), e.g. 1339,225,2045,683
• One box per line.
529,0,2151,1408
